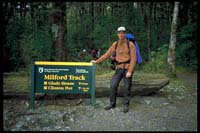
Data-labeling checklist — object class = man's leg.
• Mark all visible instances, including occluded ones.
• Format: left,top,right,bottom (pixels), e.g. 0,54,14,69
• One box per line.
123,69,132,112
105,69,123,110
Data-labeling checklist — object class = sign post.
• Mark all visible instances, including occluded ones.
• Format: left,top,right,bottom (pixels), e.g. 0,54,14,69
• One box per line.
30,61,96,110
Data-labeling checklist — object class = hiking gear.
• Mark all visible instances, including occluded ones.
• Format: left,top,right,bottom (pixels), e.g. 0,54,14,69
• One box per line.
112,34,142,65
126,33,143,64
110,40,130,70
117,26,126,32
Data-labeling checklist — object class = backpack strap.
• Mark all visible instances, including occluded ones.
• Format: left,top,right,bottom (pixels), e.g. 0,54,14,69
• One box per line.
114,41,118,52
127,40,130,54
114,40,131,55
115,40,130,52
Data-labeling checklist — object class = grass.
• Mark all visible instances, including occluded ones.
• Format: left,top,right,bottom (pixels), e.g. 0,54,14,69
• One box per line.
4,66,195,95
3,72,30,93
96,65,169,80
176,66,197,73
3,68,169,93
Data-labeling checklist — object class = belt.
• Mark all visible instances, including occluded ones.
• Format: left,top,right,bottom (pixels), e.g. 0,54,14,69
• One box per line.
116,60,130,65
116,60,130,69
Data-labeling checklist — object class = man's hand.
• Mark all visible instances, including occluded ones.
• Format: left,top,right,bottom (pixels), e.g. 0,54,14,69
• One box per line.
126,72,132,78
90,60,97,63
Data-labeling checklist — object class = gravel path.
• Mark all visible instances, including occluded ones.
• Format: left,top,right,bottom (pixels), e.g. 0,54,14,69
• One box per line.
3,73,197,131
3,94,197,131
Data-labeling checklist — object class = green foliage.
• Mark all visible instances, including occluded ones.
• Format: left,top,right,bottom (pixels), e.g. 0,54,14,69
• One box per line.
4,2,197,73
100,59,113,69
176,23,197,70
142,44,170,75
96,59,114,74
6,10,53,73
31,26,54,61
91,16,118,49
5,17,26,71
18,26,53,74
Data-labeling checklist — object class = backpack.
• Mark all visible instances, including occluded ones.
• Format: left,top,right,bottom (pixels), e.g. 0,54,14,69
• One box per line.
110,33,142,70
125,33,143,64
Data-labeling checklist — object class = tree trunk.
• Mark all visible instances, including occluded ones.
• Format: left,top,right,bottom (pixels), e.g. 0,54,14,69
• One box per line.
147,23,151,61
1,2,14,72
50,2,67,61
143,2,151,61
167,2,179,77
91,2,94,41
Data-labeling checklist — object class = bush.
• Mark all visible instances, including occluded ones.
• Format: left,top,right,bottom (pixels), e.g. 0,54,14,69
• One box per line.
142,44,170,75
176,23,197,70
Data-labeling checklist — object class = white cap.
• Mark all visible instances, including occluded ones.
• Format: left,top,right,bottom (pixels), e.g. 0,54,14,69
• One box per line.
117,26,126,32
83,49,86,52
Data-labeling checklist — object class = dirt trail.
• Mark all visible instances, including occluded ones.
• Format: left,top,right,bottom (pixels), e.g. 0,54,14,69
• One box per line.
3,72,197,131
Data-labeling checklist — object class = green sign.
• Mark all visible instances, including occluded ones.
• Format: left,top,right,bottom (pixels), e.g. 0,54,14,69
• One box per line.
30,61,96,110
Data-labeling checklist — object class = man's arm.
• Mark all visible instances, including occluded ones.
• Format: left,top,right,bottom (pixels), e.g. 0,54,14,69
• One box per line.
126,42,136,77
91,42,116,64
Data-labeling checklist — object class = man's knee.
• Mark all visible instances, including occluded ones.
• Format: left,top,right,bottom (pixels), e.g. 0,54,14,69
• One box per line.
110,81,118,91
111,78,121,89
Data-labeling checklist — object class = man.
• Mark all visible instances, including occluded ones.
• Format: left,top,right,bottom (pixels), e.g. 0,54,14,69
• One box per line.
91,26,136,113
79,49,86,61
91,48,97,59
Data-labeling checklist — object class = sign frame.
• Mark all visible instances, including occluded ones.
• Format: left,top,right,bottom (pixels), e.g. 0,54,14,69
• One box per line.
30,61,96,110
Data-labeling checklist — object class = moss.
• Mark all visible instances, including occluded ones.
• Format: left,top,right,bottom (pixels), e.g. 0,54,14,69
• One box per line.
46,105,66,110
96,70,168,81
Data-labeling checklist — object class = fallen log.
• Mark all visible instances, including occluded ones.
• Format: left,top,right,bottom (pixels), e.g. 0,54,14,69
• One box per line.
4,72,169,99
95,78,169,97
4,78,169,99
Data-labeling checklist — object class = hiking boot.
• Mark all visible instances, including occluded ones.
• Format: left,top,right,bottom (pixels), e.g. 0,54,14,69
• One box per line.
123,106,129,113
104,106,115,110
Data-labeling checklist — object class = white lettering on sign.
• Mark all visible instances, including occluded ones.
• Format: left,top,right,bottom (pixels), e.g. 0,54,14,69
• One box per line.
76,68,88,74
43,68,69,73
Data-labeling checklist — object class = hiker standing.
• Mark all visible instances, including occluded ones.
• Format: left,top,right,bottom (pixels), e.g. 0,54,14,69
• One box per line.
91,26,136,113
96,48,101,59
80,49,86,61
91,48,97,59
